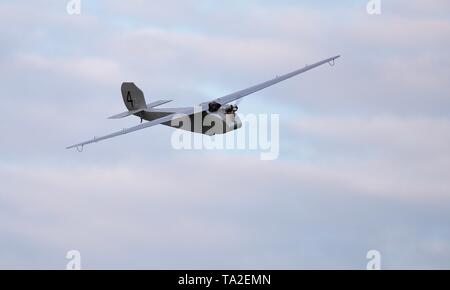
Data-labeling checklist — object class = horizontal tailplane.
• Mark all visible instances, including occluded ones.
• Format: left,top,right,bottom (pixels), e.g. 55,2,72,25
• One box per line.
108,100,173,119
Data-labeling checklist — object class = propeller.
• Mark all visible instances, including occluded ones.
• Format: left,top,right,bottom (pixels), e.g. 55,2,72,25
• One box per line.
231,98,243,111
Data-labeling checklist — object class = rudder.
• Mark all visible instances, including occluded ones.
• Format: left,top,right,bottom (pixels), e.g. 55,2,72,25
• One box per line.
121,82,147,111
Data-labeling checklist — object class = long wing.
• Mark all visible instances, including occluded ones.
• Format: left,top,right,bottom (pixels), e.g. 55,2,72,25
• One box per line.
66,108,198,149
214,55,340,106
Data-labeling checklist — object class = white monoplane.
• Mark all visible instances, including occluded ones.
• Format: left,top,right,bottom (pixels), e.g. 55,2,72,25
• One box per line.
67,55,340,150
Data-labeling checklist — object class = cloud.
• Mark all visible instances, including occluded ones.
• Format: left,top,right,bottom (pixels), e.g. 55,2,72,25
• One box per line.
0,0,449,269
288,115,450,198
1,156,450,269
16,53,121,84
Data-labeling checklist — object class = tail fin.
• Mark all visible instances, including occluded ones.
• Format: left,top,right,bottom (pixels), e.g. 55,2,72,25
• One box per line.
121,82,147,111
109,83,173,119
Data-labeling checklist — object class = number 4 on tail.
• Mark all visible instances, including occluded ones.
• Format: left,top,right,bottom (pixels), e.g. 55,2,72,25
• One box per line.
126,91,134,108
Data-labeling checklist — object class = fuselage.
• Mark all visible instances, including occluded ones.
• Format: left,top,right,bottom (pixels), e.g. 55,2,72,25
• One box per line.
137,109,242,135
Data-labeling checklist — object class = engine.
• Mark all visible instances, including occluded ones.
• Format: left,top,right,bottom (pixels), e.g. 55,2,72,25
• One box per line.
208,102,238,115
203,102,241,135
221,104,238,114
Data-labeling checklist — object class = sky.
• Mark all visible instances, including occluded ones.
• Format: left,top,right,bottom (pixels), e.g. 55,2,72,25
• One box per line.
0,0,450,269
